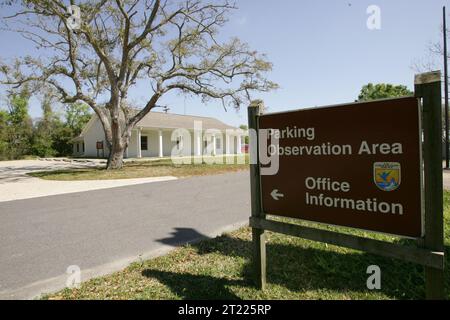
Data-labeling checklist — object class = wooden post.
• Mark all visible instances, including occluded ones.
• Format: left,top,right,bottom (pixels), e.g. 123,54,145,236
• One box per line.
415,71,445,299
443,6,449,169
248,100,266,290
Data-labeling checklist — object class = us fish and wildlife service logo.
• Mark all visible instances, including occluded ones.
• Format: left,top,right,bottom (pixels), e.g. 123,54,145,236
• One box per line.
373,162,401,192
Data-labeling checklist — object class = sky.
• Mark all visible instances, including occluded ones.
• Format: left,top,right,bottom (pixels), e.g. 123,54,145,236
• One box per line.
0,0,448,127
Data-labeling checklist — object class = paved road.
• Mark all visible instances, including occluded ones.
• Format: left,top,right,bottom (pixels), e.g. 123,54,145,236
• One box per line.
0,171,250,299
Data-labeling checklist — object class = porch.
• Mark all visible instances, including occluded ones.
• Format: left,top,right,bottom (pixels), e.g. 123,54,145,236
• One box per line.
125,127,246,159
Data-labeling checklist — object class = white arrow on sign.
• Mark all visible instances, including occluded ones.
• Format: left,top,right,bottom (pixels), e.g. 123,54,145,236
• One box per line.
271,189,284,201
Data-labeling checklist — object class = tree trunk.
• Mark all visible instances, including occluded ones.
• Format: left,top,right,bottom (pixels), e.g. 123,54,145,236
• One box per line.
107,143,125,169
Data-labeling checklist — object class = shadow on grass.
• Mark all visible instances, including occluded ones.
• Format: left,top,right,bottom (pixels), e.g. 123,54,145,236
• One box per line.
142,269,247,300
28,168,97,178
145,227,449,300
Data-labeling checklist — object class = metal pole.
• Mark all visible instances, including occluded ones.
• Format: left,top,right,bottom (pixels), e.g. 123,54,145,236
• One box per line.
444,6,449,169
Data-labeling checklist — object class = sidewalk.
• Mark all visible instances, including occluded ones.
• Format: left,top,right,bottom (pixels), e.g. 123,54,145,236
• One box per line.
0,159,176,202
0,176,177,203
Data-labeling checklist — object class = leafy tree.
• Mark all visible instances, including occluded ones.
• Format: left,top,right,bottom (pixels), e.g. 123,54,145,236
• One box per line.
0,93,91,159
8,92,30,126
0,109,9,160
32,96,59,157
1,0,277,169
51,122,74,156
49,103,92,156
65,103,91,136
358,83,413,102
5,89,33,159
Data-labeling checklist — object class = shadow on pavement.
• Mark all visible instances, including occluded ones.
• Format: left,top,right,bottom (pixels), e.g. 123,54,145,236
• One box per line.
156,227,211,247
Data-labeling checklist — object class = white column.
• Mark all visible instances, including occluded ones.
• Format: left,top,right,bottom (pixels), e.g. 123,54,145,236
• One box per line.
212,135,216,156
196,135,202,156
158,129,163,157
225,134,230,155
137,128,142,158
237,135,242,154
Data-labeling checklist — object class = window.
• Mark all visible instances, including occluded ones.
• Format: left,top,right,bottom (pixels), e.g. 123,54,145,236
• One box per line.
76,143,79,153
141,136,148,151
82,143,85,153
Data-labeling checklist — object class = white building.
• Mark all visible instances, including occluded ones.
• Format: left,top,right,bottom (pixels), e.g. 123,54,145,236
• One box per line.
72,111,246,159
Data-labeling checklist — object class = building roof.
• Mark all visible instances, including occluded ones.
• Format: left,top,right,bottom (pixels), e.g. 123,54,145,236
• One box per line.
76,111,238,141
136,111,237,130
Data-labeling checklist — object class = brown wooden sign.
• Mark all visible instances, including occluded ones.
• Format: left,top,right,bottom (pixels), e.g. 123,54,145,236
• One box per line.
96,141,104,150
258,97,423,238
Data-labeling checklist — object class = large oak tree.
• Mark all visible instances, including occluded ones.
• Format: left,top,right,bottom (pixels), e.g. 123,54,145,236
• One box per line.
0,0,277,168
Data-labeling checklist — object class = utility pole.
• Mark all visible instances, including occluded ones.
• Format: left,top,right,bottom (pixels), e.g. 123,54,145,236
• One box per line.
444,6,449,169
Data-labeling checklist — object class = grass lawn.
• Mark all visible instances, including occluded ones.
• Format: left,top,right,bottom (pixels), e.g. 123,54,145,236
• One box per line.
29,155,249,180
44,193,450,300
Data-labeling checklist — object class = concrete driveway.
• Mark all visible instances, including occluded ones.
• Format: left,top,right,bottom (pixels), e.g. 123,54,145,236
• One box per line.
0,159,101,183
0,159,176,202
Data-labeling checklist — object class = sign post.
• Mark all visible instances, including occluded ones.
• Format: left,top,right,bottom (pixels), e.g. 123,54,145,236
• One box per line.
415,71,445,299
248,100,267,290
96,141,104,158
248,72,445,299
